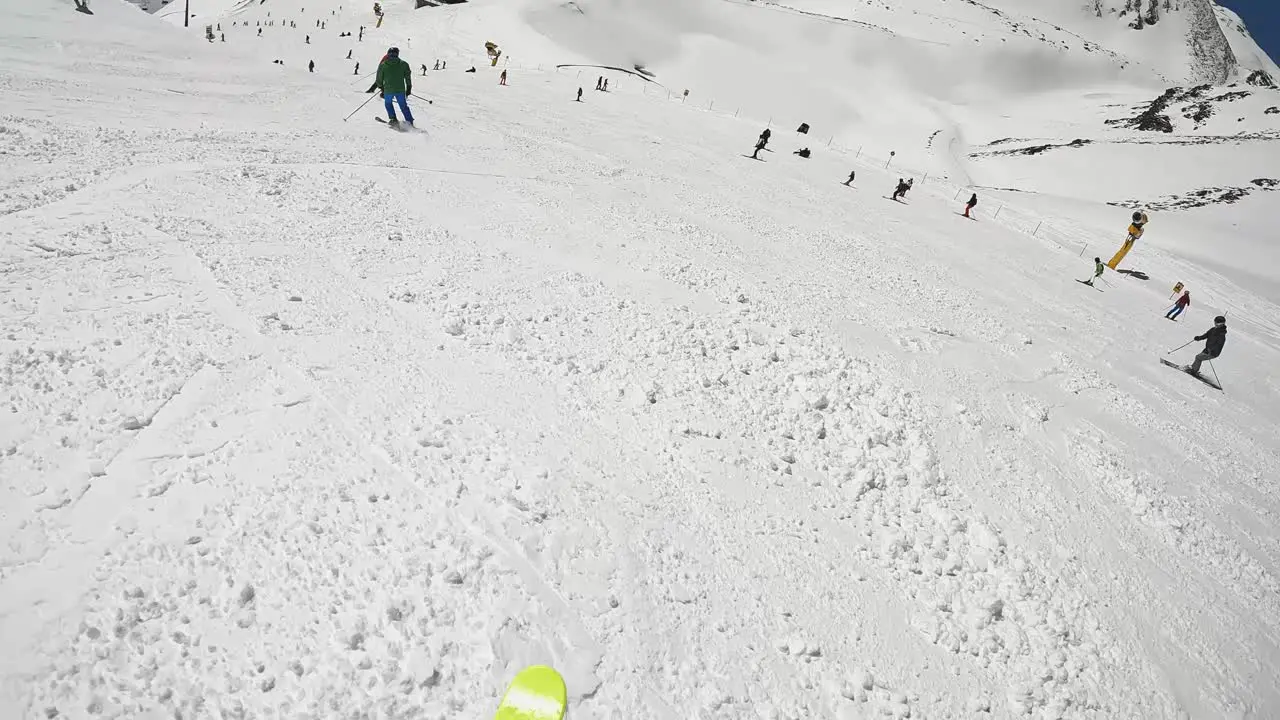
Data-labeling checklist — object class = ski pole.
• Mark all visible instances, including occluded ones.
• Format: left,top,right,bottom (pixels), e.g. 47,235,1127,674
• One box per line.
1208,360,1222,390
342,93,378,122
410,93,434,105
1165,340,1194,355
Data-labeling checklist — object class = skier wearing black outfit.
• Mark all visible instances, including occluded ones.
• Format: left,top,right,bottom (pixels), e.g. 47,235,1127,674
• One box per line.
1186,316,1227,375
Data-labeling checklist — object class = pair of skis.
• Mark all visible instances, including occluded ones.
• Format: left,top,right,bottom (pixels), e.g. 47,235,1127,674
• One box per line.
1158,358,1222,391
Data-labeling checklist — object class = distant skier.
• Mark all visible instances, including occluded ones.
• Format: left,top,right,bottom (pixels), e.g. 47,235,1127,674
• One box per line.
576,87,583,102
602,79,609,91
1165,290,1191,320
309,60,315,72
434,59,441,70
466,66,476,73
793,147,810,158
354,62,360,74
221,33,225,42
1083,257,1105,286
595,76,603,91
258,27,263,36
347,49,353,59
963,193,977,217
1184,316,1227,375
892,178,910,201
306,35,310,44
843,170,855,186
368,47,414,127
750,137,766,160
499,69,508,85
421,64,428,76
759,127,771,148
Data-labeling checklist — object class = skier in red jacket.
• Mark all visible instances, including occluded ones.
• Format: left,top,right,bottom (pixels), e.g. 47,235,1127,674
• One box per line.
1165,290,1190,320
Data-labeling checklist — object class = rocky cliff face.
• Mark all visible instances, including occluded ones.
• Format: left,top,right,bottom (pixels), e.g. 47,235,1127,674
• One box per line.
1181,0,1237,84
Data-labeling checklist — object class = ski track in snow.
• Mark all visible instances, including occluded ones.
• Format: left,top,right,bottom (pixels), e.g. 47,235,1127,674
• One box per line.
3,1,1280,719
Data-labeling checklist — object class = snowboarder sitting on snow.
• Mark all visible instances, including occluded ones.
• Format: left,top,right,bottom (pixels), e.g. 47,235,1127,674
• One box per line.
1165,290,1190,320
367,47,414,127
963,193,977,217
793,147,810,158
1084,257,1105,286
1185,316,1226,375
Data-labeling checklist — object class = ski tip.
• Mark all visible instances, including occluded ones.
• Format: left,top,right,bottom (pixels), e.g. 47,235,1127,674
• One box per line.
495,665,566,720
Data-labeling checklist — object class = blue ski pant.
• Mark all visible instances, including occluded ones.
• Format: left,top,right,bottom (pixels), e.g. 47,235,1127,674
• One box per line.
384,92,413,124
1166,305,1186,319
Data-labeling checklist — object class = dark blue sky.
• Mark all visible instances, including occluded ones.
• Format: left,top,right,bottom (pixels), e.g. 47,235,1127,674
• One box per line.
1219,0,1280,66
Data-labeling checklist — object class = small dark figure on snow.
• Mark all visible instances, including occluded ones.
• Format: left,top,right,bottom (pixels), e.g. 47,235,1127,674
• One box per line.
306,35,310,44
347,49,353,59
221,33,225,42
258,28,263,36
466,66,477,73
499,69,508,85
892,178,910,201
354,62,360,74
797,122,809,134
1084,257,1105,286
421,64,428,76
964,193,977,217
602,79,609,91
442,61,447,69
596,76,603,91
1166,291,1191,320
793,148,810,158
1185,316,1227,375
750,137,766,160
576,87,584,102
843,170,855,186
309,60,315,72
434,60,441,70
759,128,771,147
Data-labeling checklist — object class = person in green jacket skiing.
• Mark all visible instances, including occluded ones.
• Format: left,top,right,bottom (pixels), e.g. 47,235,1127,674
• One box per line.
1084,256,1105,286
366,47,414,127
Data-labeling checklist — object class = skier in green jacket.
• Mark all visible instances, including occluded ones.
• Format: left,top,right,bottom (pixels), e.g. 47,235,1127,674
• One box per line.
1084,257,1105,286
366,47,414,127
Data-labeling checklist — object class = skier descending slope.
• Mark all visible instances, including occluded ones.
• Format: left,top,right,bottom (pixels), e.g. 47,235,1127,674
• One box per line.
367,47,414,128
1186,316,1227,376
1165,290,1191,320
1081,257,1105,286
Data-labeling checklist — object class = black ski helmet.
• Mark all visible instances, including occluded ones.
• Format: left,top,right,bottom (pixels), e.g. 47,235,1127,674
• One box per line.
1094,257,1101,263
1214,315,1226,324
1132,211,1142,223
387,46,400,56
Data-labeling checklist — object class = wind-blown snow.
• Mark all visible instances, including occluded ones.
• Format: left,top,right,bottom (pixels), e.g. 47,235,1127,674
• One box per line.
3,0,1279,718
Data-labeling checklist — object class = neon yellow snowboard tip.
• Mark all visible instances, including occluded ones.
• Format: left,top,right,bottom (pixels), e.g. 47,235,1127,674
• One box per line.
495,665,567,720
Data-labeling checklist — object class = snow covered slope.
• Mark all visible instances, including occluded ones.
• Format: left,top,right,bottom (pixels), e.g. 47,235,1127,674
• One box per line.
3,0,1280,719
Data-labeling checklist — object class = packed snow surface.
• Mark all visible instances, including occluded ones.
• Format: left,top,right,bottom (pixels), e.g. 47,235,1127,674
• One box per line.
2,0,1279,719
